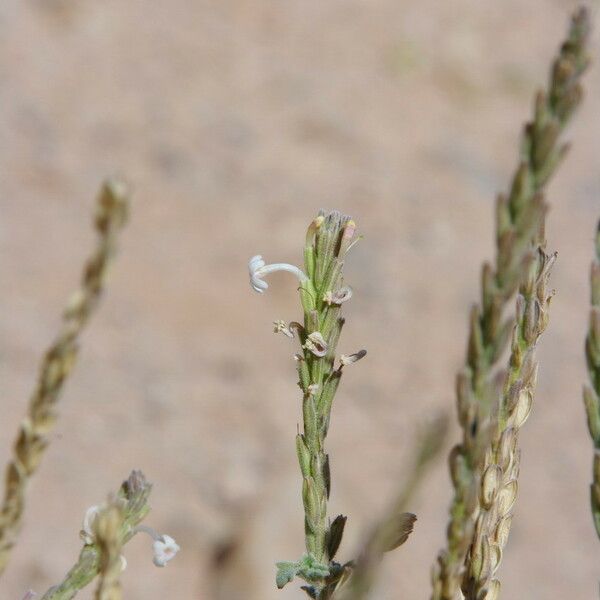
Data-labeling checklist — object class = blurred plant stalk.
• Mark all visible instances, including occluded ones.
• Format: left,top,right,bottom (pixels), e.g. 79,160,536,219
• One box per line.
0,181,129,576
583,222,600,540
93,499,126,600
334,416,449,600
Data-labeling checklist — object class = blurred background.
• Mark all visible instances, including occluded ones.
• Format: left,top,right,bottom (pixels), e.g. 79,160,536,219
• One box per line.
1,0,599,598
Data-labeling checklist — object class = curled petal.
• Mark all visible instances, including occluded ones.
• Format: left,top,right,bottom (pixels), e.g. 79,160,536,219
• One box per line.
340,349,367,366
248,255,308,294
324,286,353,305
249,255,268,293
289,321,305,337
304,332,328,357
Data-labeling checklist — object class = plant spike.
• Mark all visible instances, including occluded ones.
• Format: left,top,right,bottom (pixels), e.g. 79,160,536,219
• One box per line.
463,242,555,600
0,180,130,576
431,7,591,600
584,221,600,540
249,211,364,598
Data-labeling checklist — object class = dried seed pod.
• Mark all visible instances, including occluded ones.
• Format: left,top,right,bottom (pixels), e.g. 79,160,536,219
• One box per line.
480,466,502,510
494,515,512,548
496,480,518,518
510,388,533,429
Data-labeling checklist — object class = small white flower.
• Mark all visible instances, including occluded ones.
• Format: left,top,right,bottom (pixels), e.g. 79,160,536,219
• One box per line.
152,534,180,567
81,505,101,545
134,524,180,568
120,555,128,571
248,255,308,294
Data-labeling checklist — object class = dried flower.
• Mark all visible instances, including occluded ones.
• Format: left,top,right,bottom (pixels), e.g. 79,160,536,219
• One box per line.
324,286,353,306
274,320,294,338
304,332,328,357
340,350,367,367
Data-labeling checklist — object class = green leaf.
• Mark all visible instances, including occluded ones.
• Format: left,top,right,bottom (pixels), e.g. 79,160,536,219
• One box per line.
275,561,300,589
326,514,347,560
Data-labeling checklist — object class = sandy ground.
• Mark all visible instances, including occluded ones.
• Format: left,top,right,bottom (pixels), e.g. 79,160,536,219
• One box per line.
1,1,599,598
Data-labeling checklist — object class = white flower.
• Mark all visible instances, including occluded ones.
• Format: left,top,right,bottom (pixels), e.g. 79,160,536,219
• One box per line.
81,505,101,545
134,525,181,567
248,255,308,294
152,534,180,567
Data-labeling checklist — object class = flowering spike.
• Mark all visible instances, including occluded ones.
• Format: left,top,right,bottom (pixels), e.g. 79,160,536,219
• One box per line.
252,211,365,596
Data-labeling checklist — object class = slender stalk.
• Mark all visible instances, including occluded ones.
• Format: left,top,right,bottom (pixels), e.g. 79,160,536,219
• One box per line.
93,501,125,600
583,222,600,540
431,8,591,600
334,416,449,600
0,181,129,575
296,213,357,573
42,470,152,600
